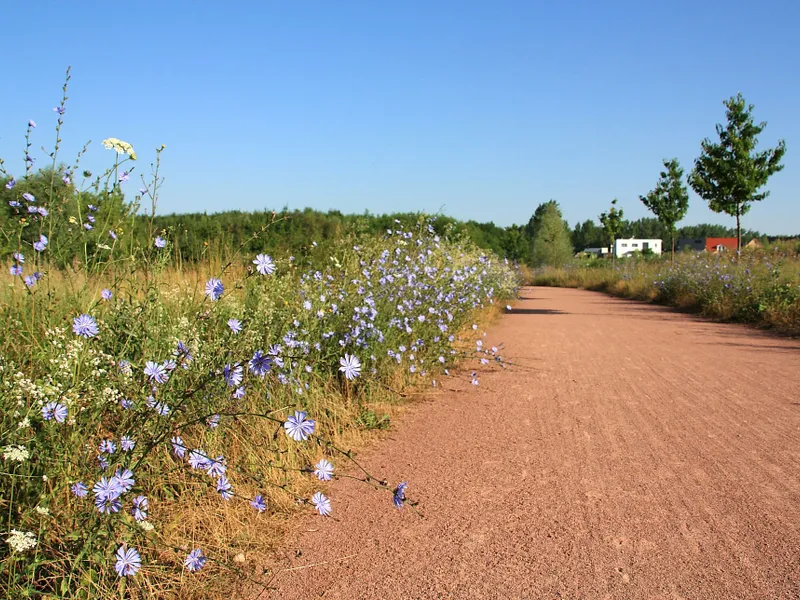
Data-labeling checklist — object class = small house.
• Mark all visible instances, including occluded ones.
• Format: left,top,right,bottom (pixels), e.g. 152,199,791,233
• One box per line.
613,239,662,257
676,237,738,253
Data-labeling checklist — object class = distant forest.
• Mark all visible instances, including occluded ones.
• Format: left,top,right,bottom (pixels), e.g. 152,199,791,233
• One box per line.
0,170,789,266
146,207,775,264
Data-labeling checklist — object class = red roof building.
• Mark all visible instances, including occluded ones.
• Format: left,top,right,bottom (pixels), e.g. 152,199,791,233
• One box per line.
704,238,739,252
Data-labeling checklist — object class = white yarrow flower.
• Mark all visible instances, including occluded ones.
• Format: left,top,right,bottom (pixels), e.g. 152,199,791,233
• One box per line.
6,530,37,553
2,445,30,463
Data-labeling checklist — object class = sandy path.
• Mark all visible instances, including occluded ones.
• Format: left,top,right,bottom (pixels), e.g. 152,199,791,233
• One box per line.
261,287,800,599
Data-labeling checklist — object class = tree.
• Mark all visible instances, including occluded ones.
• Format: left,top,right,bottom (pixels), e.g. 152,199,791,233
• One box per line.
599,198,623,259
528,201,573,267
572,219,604,250
688,93,786,251
640,158,689,260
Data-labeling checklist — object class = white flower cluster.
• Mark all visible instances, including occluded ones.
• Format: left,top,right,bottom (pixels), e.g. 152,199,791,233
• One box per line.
102,137,137,160
2,445,30,463
6,530,37,553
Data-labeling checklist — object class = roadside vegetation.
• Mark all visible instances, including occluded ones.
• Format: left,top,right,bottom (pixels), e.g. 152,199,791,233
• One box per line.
0,72,519,598
531,243,800,335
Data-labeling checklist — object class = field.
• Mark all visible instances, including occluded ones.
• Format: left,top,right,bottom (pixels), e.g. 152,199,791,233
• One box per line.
0,90,519,598
530,244,800,336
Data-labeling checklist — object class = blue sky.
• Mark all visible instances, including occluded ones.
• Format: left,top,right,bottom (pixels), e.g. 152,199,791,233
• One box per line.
2,0,798,233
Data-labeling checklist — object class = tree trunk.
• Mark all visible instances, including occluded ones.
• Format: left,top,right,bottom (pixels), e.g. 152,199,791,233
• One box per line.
671,230,675,264
736,208,741,252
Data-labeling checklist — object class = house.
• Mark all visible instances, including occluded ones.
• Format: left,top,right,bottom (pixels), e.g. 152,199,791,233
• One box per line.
579,247,609,257
613,238,662,257
677,237,738,253
745,238,763,249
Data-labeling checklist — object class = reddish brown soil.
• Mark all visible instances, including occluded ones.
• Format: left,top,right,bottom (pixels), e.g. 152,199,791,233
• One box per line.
260,287,800,599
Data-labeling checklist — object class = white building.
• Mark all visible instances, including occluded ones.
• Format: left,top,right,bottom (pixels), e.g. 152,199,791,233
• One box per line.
614,238,662,257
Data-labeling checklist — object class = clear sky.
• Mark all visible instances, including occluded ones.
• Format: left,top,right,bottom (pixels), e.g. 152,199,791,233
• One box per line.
2,0,798,233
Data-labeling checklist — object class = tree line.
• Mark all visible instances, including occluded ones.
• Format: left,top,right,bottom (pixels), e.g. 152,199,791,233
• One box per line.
0,94,788,269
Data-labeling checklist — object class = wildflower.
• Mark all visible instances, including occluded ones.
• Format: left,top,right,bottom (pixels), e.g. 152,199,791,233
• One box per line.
284,410,315,441
314,459,334,481
223,363,243,387
99,439,117,454
311,491,331,516
87,204,98,212
206,455,226,477
54,106,65,115
132,496,148,521
143,361,169,384
6,530,37,553
28,120,36,128
171,436,186,458
101,288,112,300
184,548,207,572
109,230,117,240
10,265,22,276
5,179,15,189
102,138,137,160
113,468,135,493
37,206,48,217
72,314,99,338
120,436,135,452
233,386,246,399
227,318,242,334
115,546,141,577
22,192,35,203
35,506,49,516
93,476,123,505
216,476,233,500
97,454,109,471
339,354,361,380
33,234,48,251
206,414,221,429
250,495,267,512
205,277,224,301
253,253,275,275
154,236,166,248
118,171,130,183
393,481,407,509
42,401,68,423
2,445,29,463
71,482,88,497
188,449,211,470
8,200,21,208
303,300,312,310
138,521,154,531
248,350,272,376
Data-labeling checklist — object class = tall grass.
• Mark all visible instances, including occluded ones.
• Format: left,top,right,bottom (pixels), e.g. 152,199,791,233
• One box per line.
531,244,800,335
0,73,520,598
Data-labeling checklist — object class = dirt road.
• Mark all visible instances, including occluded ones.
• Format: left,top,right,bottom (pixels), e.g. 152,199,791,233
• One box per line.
263,287,800,599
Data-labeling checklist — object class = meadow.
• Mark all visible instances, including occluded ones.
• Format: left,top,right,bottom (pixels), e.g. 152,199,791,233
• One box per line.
0,77,519,598
531,244,800,336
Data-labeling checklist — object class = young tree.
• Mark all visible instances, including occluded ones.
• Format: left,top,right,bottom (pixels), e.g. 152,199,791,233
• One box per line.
599,198,623,260
639,158,689,260
528,201,573,267
688,93,786,251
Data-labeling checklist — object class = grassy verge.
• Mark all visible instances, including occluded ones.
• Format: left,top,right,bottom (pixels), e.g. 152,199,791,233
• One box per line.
0,75,521,598
530,243,800,336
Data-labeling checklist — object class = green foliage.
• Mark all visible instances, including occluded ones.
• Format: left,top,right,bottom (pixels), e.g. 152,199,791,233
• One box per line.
599,199,623,257
639,158,689,258
356,409,391,431
528,201,573,267
689,93,787,250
